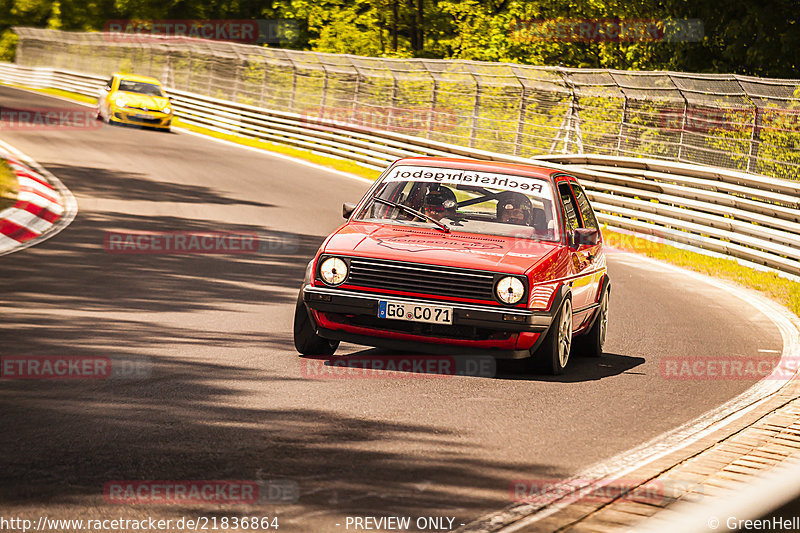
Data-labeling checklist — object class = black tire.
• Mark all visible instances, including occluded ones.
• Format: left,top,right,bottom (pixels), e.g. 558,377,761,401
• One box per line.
529,297,573,375
574,285,609,358
293,291,339,356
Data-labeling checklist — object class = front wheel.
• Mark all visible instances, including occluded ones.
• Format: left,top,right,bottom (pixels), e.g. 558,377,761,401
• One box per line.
293,291,339,356
575,286,609,358
530,298,572,375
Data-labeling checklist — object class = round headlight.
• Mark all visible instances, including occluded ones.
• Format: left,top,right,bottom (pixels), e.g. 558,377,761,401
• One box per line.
163,106,172,114
496,276,525,305
319,257,348,286
114,97,127,107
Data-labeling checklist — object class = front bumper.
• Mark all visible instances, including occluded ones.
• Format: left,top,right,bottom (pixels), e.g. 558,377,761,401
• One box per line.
112,108,172,129
302,285,558,358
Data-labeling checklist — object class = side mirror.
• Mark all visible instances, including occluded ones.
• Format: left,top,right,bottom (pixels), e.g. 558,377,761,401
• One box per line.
573,228,599,247
342,202,356,219
103,86,111,92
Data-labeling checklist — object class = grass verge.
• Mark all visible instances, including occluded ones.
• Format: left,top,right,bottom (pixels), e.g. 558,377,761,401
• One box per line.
7,82,798,316
0,158,19,211
604,228,800,317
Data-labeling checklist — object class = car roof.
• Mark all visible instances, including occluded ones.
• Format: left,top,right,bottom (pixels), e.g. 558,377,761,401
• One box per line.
388,157,567,183
113,73,163,85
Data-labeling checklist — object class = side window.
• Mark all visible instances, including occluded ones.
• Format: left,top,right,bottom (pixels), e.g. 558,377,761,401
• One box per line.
571,184,599,230
558,182,582,232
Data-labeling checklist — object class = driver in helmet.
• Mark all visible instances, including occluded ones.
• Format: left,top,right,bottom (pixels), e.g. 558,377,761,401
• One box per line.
497,192,533,226
422,186,457,221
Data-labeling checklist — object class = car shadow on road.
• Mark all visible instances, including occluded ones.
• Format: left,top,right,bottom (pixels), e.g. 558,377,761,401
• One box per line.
304,350,646,383
495,352,647,382
0,355,566,524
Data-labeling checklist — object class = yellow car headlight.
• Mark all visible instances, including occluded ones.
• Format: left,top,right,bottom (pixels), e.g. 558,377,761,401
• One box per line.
319,257,348,286
496,276,525,305
114,97,127,108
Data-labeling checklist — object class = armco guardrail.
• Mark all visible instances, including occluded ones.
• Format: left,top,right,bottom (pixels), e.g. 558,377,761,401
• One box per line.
13,27,800,181
1,62,798,276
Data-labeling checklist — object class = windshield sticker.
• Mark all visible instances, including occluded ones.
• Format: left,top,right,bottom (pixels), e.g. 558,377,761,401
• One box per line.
384,166,551,199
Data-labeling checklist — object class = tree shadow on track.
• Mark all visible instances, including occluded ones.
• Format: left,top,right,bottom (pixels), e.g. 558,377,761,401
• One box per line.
0,209,316,314
43,163,274,207
0,355,566,526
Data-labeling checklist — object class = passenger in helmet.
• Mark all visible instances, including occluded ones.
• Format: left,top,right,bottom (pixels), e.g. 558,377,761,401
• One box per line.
422,186,458,221
496,192,533,226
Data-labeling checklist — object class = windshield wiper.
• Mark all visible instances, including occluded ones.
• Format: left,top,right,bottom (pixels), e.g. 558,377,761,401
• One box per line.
371,197,450,233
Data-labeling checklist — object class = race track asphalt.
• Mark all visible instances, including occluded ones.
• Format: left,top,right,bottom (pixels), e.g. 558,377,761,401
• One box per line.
0,85,784,532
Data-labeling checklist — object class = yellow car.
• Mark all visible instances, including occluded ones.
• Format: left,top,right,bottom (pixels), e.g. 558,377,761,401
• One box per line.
96,73,172,131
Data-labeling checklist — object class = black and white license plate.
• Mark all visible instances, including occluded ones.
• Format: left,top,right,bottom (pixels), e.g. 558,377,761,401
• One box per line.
378,300,453,325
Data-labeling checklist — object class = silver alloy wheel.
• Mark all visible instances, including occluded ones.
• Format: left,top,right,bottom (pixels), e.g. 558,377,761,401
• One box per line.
558,300,572,368
598,292,609,350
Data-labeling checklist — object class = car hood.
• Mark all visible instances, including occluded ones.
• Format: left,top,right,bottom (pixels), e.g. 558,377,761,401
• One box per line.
115,92,168,110
323,223,559,275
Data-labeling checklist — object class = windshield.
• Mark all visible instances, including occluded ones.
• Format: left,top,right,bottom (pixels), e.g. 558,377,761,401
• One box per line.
118,80,165,97
357,165,560,242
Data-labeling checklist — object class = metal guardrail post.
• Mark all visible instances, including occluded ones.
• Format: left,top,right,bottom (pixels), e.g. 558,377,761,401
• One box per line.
748,106,763,174
320,63,329,115
287,55,298,113
615,92,628,157
390,70,399,129
469,71,480,149
669,74,690,163
350,59,362,117
510,65,527,157
513,87,528,156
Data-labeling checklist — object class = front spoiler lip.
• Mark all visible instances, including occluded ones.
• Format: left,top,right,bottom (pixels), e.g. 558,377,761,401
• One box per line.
111,109,171,128
302,284,553,332
315,327,532,359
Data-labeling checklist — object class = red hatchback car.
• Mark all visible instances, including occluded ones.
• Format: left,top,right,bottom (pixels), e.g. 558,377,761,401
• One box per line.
294,157,610,375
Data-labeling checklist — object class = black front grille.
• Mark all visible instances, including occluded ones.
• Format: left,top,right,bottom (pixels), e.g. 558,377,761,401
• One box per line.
345,257,497,301
134,116,162,124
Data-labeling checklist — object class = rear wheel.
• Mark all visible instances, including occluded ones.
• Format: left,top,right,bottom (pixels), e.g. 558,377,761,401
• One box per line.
575,286,609,358
293,291,339,356
529,298,572,375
